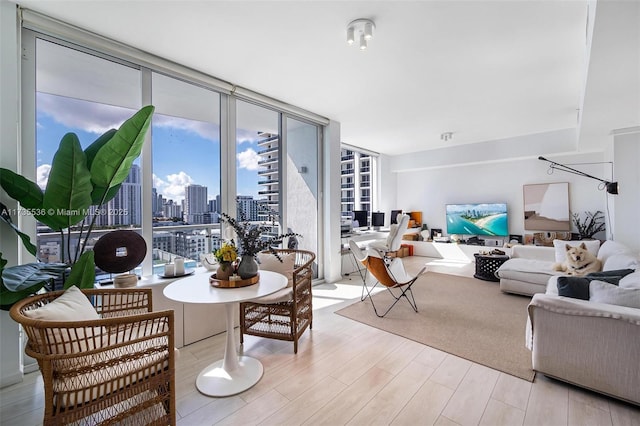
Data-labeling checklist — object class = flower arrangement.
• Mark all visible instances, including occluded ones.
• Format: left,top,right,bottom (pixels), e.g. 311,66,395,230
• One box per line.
214,242,237,265
572,210,606,239
220,210,300,259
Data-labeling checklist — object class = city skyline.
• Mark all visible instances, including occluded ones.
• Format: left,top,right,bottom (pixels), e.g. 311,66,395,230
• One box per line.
35,93,266,205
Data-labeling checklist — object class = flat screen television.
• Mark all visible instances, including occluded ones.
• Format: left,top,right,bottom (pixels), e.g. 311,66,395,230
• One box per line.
446,203,508,237
352,210,368,229
390,210,402,224
371,212,385,228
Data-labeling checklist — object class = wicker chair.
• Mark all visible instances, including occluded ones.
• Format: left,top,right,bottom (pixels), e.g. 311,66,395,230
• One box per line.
9,288,175,426
239,249,315,354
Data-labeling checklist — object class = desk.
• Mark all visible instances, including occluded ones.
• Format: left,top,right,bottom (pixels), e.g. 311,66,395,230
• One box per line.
163,270,287,397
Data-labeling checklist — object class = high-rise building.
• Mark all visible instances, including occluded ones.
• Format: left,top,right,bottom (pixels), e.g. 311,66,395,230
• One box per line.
108,164,142,226
341,148,375,219
184,184,208,224
236,195,259,221
152,187,158,216
256,132,279,221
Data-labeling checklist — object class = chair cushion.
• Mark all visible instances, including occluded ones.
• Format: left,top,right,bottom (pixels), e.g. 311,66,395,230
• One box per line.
251,287,294,303
257,252,295,287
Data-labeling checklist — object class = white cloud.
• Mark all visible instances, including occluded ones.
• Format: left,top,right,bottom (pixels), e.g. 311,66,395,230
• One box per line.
153,115,219,142
37,164,51,189
236,129,261,145
37,92,133,134
153,171,193,202
237,148,260,171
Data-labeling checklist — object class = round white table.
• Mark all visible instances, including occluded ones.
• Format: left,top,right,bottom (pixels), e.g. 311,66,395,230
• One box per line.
163,270,287,397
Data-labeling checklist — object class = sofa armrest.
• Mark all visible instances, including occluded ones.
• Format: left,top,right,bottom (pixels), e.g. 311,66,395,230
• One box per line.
511,245,556,261
527,294,640,404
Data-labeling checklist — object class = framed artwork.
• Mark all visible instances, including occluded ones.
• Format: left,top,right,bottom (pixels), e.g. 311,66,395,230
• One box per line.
523,182,570,231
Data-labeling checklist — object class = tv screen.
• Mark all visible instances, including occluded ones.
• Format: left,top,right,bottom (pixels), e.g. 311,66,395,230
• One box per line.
446,203,508,236
371,212,385,227
390,210,402,224
352,210,368,229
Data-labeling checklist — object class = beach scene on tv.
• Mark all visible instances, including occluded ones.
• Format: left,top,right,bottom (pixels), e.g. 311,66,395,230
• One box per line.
446,203,509,236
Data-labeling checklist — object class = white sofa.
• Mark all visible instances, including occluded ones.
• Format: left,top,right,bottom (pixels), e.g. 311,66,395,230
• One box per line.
496,239,617,296
522,240,640,404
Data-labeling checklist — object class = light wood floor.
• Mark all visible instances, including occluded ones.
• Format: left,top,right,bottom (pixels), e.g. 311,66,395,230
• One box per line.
1,257,639,425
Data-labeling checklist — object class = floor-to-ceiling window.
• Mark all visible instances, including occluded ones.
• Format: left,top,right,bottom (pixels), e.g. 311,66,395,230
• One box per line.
33,38,142,277
151,72,221,274
21,22,324,279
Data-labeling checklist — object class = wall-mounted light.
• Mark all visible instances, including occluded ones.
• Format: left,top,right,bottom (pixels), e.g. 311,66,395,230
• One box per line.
538,156,619,194
440,132,453,142
347,18,375,51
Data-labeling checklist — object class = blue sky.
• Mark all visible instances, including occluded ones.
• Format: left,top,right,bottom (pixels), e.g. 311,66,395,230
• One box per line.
36,93,261,202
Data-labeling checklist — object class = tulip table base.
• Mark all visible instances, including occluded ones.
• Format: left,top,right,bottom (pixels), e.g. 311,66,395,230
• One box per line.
195,356,263,397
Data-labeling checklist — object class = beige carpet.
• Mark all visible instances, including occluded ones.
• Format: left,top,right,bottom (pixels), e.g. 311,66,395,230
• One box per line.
336,272,535,382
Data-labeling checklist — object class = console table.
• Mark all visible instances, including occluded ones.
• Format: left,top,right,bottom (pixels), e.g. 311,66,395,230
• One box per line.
473,253,510,281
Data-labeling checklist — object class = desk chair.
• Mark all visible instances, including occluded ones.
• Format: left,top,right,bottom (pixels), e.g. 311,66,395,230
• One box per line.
368,213,410,256
349,241,427,317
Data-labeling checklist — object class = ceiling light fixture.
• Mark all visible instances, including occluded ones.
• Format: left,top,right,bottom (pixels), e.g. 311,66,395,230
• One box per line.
347,18,375,50
440,132,453,141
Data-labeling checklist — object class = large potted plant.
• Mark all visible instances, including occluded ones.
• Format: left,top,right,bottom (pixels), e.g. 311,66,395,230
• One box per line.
0,105,154,308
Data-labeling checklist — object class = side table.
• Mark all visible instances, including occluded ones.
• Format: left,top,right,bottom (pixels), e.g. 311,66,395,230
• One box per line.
473,253,510,281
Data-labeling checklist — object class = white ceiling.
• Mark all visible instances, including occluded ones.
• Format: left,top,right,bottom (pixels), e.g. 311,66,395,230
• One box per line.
15,0,591,155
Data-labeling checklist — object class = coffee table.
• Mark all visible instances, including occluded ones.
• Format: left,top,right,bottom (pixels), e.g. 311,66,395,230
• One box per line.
163,270,287,397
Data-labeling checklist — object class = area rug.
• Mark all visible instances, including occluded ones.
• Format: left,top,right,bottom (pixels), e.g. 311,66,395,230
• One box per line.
335,272,535,382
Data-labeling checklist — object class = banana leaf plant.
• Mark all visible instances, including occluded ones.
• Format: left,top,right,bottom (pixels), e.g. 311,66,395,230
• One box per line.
0,105,154,309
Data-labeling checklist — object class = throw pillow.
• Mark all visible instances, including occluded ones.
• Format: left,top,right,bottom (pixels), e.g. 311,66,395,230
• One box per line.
23,286,102,354
586,269,635,282
589,280,640,309
619,270,640,289
597,240,633,263
556,276,590,300
23,286,99,321
556,270,632,300
257,252,295,287
553,239,600,263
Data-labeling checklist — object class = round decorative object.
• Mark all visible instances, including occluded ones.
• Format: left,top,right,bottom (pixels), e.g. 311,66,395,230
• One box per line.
209,273,260,288
93,230,146,273
237,256,259,279
216,262,233,281
113,273,138,288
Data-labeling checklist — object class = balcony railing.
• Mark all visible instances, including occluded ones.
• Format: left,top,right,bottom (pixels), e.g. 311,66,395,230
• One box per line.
341,169,354,175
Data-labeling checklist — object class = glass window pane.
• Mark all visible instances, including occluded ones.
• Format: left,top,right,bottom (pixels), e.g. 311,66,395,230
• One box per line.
35,39,141,281
236,99,279,228
151,72,221,274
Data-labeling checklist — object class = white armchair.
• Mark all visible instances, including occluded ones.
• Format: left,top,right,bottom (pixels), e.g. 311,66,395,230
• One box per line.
369,213,410,255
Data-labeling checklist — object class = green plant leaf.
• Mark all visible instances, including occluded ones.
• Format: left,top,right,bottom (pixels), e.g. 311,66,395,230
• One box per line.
90,106,154,202
42,133,94,230
85,129,117,170
0,168,44,209
0,202,37,256
64,250,95,289
0,262,66,310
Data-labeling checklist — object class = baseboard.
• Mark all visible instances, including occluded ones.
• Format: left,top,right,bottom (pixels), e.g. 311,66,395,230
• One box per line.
0,371,23,389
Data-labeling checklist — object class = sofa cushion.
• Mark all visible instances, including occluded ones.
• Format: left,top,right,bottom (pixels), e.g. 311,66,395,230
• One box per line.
597,240,633,263
620,270,640,289
553,239,600,263
603,254,640,272
590,280,640,309
496,258,559,285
